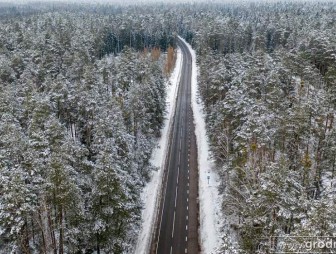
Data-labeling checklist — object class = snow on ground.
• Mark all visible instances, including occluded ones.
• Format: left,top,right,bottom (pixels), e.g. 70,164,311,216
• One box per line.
178,36,223,254
135,48,183,254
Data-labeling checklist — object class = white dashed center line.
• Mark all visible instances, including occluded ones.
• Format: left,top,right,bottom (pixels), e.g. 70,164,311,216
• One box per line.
172,211,176,238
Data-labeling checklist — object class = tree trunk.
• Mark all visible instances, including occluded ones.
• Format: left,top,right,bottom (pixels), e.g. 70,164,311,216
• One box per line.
20,221,31,254
59,205,64,254
39,198,54,254
96,233,100,254
47,209,57,254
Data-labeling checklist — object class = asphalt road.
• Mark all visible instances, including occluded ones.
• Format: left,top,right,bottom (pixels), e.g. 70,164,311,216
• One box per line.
151,37,199,254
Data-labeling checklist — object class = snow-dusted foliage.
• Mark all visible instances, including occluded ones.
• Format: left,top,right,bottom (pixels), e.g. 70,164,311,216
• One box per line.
0,5,172,253
187,1,336,253
1,1,336,253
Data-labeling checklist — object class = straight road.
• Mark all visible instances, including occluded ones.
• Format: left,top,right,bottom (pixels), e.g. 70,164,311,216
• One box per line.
151,37,199,254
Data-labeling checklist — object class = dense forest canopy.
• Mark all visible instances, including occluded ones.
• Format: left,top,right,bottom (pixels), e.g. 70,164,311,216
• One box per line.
188,1,336,253
0,1,336,253
0,3,173,253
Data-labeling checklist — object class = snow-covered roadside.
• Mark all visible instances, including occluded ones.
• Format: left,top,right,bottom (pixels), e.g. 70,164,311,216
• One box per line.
135,48,183,254
178,36,223,254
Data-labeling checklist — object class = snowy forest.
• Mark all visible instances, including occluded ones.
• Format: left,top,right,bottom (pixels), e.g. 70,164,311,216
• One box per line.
0,1,336,254
0,2,175,253
190,2,336,253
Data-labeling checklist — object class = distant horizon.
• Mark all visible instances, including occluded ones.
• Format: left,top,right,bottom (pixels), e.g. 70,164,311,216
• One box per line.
0,0,333,4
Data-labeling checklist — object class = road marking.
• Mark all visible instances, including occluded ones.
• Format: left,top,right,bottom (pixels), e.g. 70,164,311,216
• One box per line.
187,190,189,194
187,206,188,211
187,183,189,187
170,246,172,254
188,163,189,167
174,186,178,207
186,236,188,242
177,166,180,185
172,211,176,237
185,248,188,253
179,152,181,164
186,215,188,220
180,138,182,150
186,225,188,230
187,197,189,202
